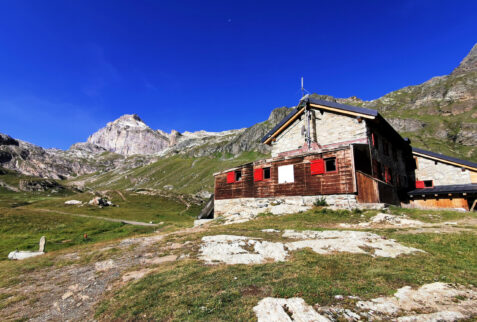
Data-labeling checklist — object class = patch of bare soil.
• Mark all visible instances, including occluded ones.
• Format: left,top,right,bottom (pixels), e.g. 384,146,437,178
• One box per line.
0,226,204,321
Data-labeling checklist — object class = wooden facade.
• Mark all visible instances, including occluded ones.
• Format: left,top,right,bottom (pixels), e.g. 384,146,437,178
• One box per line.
215,148,355,200
356,171,399,204
410,198,469,211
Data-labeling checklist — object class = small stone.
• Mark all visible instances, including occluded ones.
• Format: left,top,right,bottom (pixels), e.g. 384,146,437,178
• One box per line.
62,292,73,300
64,200,82,205
95,259,115,272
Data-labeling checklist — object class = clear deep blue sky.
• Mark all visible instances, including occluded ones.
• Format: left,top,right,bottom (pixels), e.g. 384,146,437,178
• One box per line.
0,1,476,149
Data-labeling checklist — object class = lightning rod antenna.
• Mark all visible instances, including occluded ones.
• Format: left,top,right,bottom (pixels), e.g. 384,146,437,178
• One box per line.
301,77,304,98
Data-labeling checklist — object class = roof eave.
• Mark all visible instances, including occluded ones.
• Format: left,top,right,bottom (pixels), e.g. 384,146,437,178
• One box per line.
412,150,477,171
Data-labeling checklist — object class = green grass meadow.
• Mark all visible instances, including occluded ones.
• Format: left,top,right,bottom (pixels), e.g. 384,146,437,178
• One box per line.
95,208,477,321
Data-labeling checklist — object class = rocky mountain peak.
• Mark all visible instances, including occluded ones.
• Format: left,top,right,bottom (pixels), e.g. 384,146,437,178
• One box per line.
110,114,149,129
86,114,170,156
452,43,477,75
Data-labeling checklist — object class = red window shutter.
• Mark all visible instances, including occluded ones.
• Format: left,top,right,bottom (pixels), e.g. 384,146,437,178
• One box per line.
226,171,235,183
415,180,425,189
372,133,375,146
385,167,390,183
310,159,325,175
254,168,263,182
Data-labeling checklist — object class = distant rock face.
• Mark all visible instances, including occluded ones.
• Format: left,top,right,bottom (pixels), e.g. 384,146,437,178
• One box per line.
0,134,19,146
387,118,426,132
19,179,64,192
452,43,477,75
0,132,134,179
87,114,170,156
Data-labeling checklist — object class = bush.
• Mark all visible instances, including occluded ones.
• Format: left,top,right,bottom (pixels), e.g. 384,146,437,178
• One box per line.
313,197,328,207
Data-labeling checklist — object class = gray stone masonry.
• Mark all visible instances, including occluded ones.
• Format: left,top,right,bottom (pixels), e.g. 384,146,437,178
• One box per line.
415,156,471,185
271,110,367,157
215,195,358,218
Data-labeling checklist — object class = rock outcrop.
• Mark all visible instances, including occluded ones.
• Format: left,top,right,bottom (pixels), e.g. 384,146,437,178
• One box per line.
87,114,170,156
452,43,477,75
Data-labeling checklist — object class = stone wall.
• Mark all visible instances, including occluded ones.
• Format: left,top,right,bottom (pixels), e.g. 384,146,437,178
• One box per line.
271,110,367,157
214,195,358,218
415,156,472,185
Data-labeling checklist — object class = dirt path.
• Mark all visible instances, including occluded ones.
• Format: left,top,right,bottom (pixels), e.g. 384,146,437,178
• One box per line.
26,208,160,227
0,225,205,321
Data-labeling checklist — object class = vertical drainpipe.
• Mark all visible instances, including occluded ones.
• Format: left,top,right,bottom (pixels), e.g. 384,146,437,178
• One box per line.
306,100,311,149
367,123,374,178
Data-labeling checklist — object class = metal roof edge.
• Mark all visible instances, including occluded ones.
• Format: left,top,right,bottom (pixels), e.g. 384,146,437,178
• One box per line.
412,147,477,169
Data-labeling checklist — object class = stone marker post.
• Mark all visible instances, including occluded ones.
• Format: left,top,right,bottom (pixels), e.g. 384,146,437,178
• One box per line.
39,236,46,252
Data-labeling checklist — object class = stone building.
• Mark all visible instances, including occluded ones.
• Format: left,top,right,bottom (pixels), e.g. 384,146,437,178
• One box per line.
208,96,477,219
212,96,417,218
407,147,477,211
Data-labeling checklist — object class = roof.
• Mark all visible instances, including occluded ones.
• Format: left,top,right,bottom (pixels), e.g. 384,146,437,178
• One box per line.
408,184,477,196
261,95,386,144
306,96,378,117
261,108,302,143
413,147,477,170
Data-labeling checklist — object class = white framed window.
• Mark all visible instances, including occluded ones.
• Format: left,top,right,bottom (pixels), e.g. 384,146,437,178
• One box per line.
278,164,294,184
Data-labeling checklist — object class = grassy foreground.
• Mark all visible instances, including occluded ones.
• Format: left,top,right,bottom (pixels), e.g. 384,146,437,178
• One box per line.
0,189,201,261
95,207,477,321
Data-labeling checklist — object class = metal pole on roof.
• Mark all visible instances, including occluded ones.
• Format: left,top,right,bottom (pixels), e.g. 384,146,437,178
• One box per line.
306,102,311,148
301,77,311,148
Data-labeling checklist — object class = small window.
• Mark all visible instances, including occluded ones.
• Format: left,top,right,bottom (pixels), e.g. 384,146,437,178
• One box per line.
235,170,242,182
325,157,336,172
374,161,384,181
264,167,271,179
423,180,433,188
385,167,393,184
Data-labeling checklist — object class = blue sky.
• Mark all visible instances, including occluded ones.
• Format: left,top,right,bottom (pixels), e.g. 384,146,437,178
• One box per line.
0,1,476,149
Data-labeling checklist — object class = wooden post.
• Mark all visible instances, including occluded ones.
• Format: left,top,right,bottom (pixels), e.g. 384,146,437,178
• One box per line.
471,199,477,212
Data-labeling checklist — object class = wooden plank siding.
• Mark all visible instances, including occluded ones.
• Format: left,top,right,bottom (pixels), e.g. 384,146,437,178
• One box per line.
214,148,355,200
356,171,400,205
410,198,469,211
356,171,379,203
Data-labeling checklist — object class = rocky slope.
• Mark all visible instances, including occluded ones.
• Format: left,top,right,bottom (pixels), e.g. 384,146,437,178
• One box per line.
83,108,292,158
0,133,153,180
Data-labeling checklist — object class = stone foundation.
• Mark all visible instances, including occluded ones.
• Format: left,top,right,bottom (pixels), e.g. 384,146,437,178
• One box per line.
214,195,358,218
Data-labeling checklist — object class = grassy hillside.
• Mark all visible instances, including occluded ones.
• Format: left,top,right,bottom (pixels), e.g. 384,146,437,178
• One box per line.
0,207,155,260
69,151,268,194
